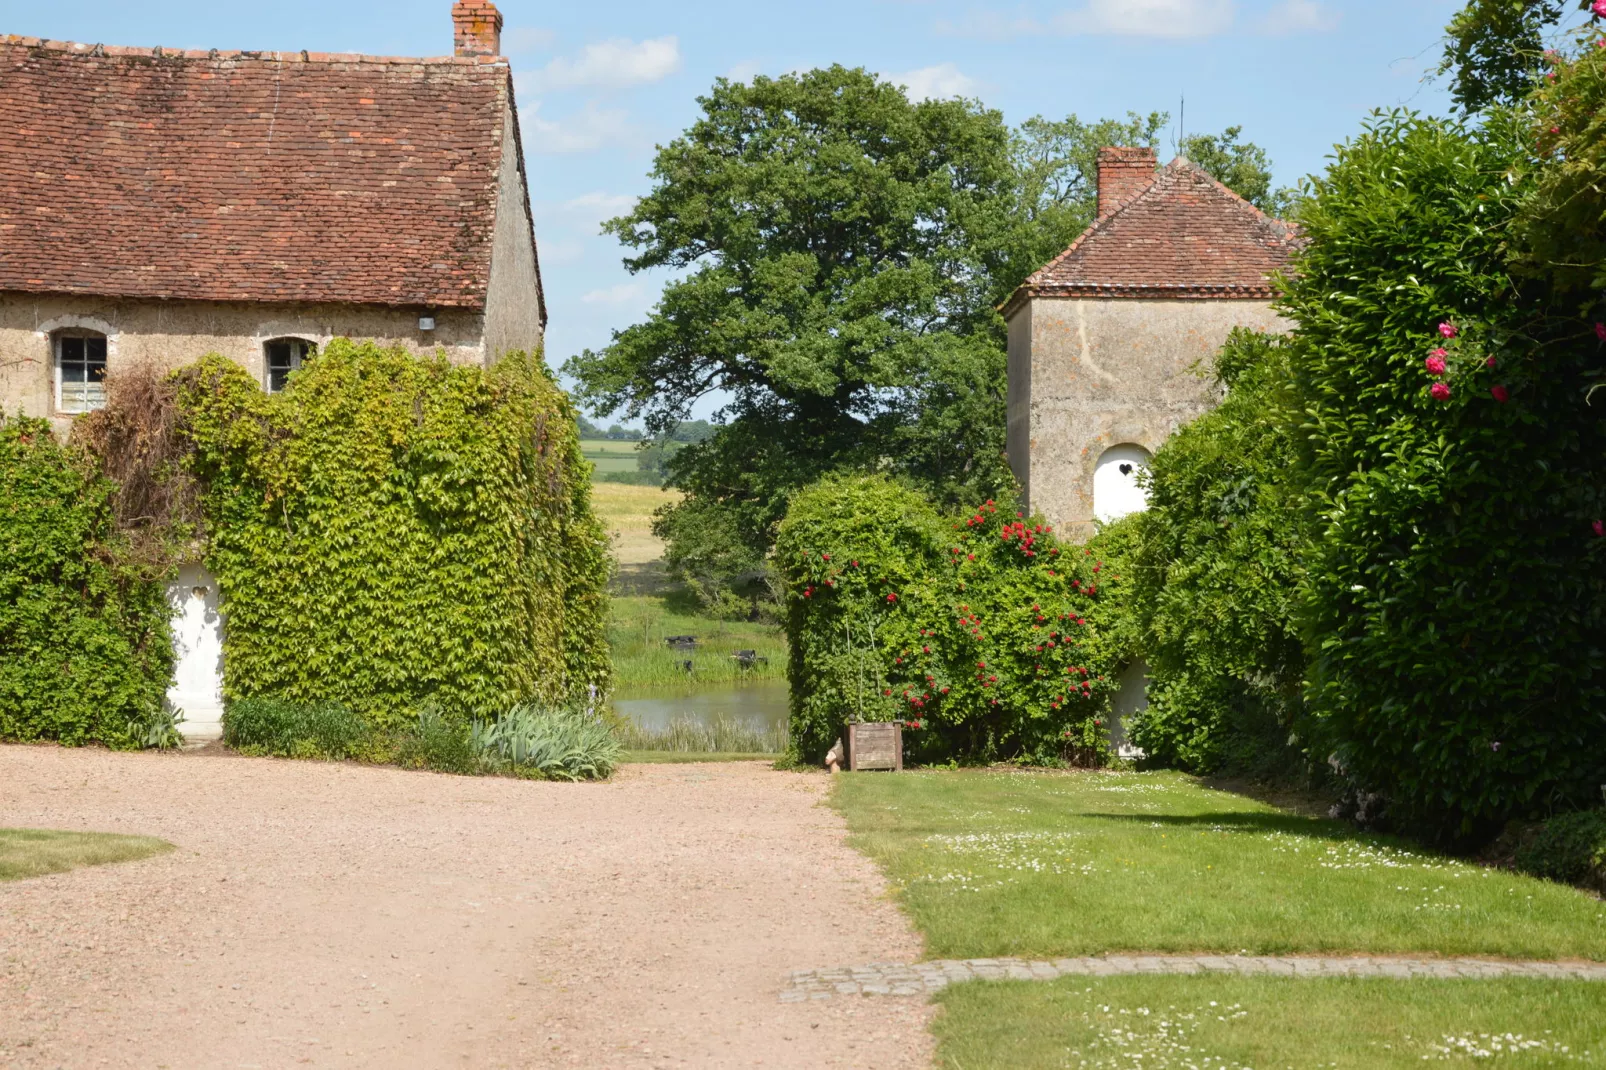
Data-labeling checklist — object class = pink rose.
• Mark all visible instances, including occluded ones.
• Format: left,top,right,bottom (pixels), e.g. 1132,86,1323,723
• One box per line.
1438,322,1458,339
1491,385,1509,403
1425,355,1447,376
1596,322,1606,342
1485,356,1497,368
1430,382,1452,401
1593,520,1605,537
1594,0,1606,17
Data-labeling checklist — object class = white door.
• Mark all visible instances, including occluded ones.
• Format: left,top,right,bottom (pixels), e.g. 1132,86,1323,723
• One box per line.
167,565,225,741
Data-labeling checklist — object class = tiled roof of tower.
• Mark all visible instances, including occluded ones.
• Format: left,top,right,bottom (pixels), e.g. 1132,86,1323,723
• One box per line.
1002,157,1300,315
0,37,524,310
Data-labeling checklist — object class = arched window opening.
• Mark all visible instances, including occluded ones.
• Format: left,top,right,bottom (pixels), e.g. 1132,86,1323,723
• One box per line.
1093,444,1151,523
264,338,316,393
55,330,108,414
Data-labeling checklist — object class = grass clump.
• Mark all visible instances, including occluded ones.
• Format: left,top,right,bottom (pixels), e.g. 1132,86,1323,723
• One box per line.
834,769,1606,961
614,714,786,755
934,975,1606,1069
223,697,620,780
0,828,172,882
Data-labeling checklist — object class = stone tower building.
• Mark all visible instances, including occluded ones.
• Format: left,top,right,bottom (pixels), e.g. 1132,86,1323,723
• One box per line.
1003,147,1299,541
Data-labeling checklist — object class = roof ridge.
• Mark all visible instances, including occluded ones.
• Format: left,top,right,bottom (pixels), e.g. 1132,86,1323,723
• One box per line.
1164,155,1295,236
0,35,507,66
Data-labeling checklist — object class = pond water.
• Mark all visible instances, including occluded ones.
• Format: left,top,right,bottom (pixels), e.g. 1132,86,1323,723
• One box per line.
613,679,789,732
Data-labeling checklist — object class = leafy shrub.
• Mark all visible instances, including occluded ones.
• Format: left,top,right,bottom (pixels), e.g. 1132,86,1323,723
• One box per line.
1285,109,1606,836
223,696,371,760
1121,330,1311,778
173,342,610,727
776,473,1114,765
223,695,621,779
0,415,174,747
1513,810,1606,892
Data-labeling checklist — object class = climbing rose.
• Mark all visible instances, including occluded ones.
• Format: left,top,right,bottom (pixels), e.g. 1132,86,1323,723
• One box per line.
1597,322,1606,341
1438,322,1458,339
1431,382,1452,401
1593,520,1605,537
1425,355,1447,376
1485,356,1497,368
1595,0,1606,17
1491,385,1509,403
1431,347,1448,359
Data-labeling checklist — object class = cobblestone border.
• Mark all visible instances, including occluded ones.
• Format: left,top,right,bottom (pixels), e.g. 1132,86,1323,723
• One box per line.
779,955,1606,1001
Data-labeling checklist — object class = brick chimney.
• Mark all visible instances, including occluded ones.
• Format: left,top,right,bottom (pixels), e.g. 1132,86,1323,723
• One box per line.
452,0,503,58
1096,147,1158,219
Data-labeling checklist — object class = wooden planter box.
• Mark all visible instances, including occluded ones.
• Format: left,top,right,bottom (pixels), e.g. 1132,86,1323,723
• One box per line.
847,721,903,772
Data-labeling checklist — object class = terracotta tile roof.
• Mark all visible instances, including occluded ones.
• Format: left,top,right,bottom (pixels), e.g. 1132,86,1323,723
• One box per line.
0,37,526,311
1003,157,1299,314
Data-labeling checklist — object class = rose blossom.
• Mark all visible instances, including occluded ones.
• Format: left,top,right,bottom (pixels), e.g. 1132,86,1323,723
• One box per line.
1438,322,1458,339
1431,382,1452,401
1491,385,1509,403
1425,355,1447,376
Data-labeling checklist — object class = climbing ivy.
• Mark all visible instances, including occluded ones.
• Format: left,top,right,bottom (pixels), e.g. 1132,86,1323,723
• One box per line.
174,341,610,727
0,415,174,746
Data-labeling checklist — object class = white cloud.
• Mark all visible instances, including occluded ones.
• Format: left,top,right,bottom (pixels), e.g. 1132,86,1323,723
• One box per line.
519,99,633,154
888,63,982,100
501,26,555,55
581,283,648,306
725,60,765,84
1056,0,1236,37
531,36,681,91
1260,0,1338,35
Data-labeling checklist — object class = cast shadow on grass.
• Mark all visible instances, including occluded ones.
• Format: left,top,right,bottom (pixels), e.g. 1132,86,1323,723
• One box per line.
1080,809,1426,851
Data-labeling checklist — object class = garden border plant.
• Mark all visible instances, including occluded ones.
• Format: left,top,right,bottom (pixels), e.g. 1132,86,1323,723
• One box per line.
776,473,1117,766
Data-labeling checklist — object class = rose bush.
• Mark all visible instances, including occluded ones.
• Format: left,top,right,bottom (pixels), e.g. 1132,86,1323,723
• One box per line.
776,473,1113,765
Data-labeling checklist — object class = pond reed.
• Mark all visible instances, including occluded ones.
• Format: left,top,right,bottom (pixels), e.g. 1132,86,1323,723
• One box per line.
613,714,788,755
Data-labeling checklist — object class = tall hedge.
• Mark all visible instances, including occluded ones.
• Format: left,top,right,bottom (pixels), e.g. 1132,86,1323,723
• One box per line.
1123,329,1310,777
0,415,173,745
1286,110,1606,835
174,341,610,726
776,473,1114,764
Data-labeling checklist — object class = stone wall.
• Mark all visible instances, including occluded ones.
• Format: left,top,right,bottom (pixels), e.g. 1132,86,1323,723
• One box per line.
482,105,545,360
1007,295,1287,541
0,293,485,437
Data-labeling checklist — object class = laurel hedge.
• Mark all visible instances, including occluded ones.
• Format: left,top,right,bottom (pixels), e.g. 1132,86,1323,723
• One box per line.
174,341,610,729
776,473,1115,765
0,415,174,747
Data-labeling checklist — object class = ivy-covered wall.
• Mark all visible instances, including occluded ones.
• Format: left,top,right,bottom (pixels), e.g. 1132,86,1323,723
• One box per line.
174,341,609,726
0,415,173,746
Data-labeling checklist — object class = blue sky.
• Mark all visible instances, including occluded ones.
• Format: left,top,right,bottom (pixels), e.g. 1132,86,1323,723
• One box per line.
2,0,1467,421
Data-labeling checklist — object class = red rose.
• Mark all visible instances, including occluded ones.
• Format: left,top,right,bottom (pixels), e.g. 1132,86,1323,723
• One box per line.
1491,385,1509,403
1594,520,1605,537
1431,381,1452,401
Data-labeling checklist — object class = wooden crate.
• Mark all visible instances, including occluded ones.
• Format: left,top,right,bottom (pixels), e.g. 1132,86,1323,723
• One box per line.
847,721,902,772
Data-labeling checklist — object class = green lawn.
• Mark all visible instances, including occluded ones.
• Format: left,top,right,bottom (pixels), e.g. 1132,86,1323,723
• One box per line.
610,593,786,687
935,975,1606,1069
0,827,172,881
834,769,1606,961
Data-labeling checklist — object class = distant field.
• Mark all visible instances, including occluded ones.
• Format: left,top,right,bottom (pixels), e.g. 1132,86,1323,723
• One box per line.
580,438,641,474
590,483,681,566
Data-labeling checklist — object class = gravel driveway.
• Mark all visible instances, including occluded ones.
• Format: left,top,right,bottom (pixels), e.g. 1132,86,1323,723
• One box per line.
0,747,932,1068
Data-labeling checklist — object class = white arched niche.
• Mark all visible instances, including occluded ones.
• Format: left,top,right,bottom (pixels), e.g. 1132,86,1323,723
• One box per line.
1094,444,1152,523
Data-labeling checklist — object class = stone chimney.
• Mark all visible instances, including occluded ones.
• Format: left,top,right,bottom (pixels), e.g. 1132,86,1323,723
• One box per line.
452,0,504,58
1096,147,1158,219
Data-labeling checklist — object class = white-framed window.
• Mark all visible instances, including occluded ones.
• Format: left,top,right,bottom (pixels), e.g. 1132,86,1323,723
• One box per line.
55,331,109,414
264,338,315,393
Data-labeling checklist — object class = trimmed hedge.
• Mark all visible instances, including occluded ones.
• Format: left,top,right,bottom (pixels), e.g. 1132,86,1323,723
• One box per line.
1287,110,1606,836
0,415,173,746
174,341,611,729
776,473,1114,765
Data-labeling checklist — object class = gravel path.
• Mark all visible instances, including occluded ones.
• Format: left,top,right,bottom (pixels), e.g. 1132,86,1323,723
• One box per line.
0,746,931,1069
782,955,1606,1000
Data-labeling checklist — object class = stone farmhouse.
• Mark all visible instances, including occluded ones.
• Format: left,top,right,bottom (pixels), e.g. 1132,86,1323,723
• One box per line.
0,0,541,740
1003,146,1299,542
0,0,541,440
